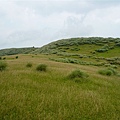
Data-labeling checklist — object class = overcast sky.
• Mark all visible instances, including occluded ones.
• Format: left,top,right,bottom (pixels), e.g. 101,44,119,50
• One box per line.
0,0,120,49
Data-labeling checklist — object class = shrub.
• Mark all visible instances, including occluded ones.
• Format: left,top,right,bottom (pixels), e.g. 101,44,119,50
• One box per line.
108,68,117,75
0,61,7,71
26,63,32,68
16,56,18,59
0,57,2,60
3,57,6,60
117,73,120,77
68,70,88,79
36,64,47,71
98,68,117,76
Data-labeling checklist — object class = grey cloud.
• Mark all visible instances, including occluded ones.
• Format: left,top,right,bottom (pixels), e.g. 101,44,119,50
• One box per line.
15,0,91,15
0,0,120,49
54,16,92,40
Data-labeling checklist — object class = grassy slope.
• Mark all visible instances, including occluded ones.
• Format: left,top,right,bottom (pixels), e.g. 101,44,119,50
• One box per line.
0,47,38,56
30,37,120,68
31,37,120,56
0,54,120,120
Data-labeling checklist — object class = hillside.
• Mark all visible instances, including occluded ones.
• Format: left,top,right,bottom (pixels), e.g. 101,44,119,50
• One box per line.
32,37,120,68
32,37,120,55
0,47,38,56
0,37,120,67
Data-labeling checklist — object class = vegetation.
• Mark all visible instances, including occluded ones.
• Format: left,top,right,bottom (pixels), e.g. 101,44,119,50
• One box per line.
0,61,7,71
3,57,6,60
26,63,32,68
36,64,47,71
98,68,118,76
31,37,120,55
16,56,18,59
0,37,120,119
0,47,38,56
0,54,120,120
98,69,113,76
68,69,88,83
68,69,88,79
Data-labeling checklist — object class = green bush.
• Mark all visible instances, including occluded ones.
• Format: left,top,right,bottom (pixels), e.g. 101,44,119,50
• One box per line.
0,61,7,71
68,70,88,79
0,57,2,60
117,73,120,77
98,68,117,76
16,56,18,59
26,63,32,68
3,57,6,60
36,64,47,71
108,68,117,75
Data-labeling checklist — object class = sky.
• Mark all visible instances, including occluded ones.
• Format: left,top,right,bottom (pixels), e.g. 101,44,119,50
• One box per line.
0,0,120,49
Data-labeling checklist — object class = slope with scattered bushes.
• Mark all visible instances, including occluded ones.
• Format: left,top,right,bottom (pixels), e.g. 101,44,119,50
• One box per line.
0,47,38,56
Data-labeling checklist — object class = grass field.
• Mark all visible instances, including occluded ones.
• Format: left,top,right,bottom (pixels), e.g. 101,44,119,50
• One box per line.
0,54,120,120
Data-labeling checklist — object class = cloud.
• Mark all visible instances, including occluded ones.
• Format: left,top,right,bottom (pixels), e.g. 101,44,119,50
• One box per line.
54,15,92,40
84,4,120,37
0,0,120,49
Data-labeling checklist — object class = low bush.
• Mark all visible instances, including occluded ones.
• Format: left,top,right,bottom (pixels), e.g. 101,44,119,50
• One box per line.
98,68,117,76
68,70,88,80
117,74,120,77
3,57,6,60
36,64,47,71
16,56,18,59
108,68,117,75
26,63,32,68
0,61,7,71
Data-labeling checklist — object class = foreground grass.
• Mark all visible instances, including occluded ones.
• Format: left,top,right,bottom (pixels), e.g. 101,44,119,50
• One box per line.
0,54,120,120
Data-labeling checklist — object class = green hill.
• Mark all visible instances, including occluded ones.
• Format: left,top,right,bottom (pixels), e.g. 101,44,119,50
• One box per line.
0,37,120,57
32,37,120,68
32,37,120,56
0,37,120,67
0,47,38,56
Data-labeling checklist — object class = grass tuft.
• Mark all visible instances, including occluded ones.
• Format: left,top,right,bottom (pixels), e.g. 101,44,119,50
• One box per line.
0,61,7,71
36,64,47,71
26,62,32,68
68,69,88,81
98,68,117,76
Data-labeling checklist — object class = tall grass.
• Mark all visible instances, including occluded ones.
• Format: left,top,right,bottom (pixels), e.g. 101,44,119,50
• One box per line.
0,54,120,120
0,61,7,71
26,62,32,68
36,64,47,71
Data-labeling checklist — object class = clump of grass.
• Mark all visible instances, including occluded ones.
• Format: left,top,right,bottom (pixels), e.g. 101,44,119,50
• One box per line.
0,61,7,71
68,70,88,82
36,64,47,71
26,63,32,68
98,68,117,76
16,56,18,59
108,68,117,75
3,57,6,60
117,73,120,77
